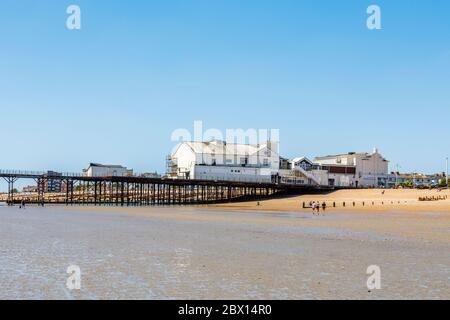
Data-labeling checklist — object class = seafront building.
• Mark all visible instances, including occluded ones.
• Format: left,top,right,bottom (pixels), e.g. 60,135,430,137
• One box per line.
313,148,389,188
290,157,314,171
39,171,63,193
167,141,391,188
381,173,443,188
139,172,161,178
167,140,280,183
83,163,133,177
22,185,37,193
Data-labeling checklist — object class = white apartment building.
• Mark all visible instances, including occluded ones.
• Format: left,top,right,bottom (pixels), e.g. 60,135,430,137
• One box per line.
314,148,389,187
83,163,133,177
167,140,280,182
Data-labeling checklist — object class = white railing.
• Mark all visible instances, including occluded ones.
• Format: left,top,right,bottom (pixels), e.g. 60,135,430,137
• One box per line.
0,169,46,176
293,167,320,185
0,169,83,177
0,169,164,179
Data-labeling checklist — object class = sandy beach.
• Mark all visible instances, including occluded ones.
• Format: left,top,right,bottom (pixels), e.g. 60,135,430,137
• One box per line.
208,189,450,244
212,188,450,213
0,189,449,299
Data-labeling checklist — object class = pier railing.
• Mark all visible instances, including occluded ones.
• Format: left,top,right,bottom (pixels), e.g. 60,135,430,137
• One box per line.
0,167,330,207
0,169,46,176
0,169,160,179
0,169,84,177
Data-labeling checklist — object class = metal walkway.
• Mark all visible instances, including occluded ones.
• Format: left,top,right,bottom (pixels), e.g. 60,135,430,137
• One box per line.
0,169,332,206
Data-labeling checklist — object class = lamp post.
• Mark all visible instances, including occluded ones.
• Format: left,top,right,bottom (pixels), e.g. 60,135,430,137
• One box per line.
446,157,449,187
395,164,401,189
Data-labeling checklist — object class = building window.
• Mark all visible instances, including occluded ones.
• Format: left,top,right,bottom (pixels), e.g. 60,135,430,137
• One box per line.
263,158,269,166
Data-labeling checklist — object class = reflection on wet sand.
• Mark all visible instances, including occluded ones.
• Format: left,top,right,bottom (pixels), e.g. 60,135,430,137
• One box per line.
0,205,448,299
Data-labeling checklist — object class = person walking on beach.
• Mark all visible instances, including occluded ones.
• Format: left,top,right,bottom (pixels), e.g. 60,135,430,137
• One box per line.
315,202,320,215
21,199,25,209
311,201,316,215
321,201,326,212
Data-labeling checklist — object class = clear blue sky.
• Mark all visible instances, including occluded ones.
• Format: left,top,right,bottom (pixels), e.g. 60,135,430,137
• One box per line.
1,0,449,190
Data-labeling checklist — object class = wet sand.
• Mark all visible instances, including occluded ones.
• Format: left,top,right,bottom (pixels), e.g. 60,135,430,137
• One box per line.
213,189,450,213
0,204,448,300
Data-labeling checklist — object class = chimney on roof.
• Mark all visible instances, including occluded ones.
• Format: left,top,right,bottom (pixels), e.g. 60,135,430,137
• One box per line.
266,140,279,154
373,147,379,154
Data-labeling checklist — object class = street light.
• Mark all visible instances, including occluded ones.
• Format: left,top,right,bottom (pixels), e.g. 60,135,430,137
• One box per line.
395,164,401,189
446,157,449,187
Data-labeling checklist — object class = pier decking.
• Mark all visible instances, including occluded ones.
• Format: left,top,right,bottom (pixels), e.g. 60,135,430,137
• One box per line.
0,170,332,206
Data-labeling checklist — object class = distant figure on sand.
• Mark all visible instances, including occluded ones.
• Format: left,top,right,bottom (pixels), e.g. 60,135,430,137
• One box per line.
322,202,326,212
311,201,316,215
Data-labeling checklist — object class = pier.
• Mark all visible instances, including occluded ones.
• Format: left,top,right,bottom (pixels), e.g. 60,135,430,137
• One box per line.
0,169,331,206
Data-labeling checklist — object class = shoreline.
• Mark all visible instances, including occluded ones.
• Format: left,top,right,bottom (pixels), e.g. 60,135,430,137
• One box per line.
55,190,450,244
208,188,450,214
3,189,450,244
2,188,450,212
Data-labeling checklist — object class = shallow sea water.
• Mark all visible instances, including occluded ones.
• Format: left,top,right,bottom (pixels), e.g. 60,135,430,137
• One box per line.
0,205,448,299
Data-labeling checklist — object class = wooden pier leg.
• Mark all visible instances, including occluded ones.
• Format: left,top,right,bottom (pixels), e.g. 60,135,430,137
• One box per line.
65,179,69,205
70,181,74,205
115,182,119,206
156,184,160,205
124,182,128,206
99,181,103,205
151,184,155,204
94,181,98,205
